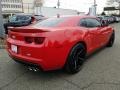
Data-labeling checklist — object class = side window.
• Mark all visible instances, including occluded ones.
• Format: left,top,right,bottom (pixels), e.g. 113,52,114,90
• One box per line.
85,18,101,28
79,19,87,27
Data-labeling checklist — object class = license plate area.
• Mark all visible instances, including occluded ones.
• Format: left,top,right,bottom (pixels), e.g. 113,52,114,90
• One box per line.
11,45,18,53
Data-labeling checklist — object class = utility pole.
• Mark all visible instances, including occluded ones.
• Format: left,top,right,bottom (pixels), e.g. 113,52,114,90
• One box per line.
0,1,5,38
118,1,120,16
94,0,96,6
57,0,60,8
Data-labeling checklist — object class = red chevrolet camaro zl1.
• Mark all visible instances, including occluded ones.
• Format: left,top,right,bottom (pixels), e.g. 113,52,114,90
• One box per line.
6,16,115,73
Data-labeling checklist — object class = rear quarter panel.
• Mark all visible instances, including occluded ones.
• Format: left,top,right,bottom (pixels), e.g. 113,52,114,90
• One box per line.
43,27,89,68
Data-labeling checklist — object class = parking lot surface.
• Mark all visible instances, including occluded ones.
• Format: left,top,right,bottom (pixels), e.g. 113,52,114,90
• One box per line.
0,23,120,90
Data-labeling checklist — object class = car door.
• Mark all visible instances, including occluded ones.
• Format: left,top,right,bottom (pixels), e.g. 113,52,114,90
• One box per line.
99,25,112,46
90,18,112,47
85,18,102,51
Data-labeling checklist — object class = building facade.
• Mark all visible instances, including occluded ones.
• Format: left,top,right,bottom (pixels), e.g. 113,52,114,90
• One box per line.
22,0,34,14
34,7,82,17
1,0,84,19
1,0,23,17
105,1,120,15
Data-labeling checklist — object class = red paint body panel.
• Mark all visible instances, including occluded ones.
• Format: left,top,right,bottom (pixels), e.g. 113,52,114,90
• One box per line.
6,16,114,71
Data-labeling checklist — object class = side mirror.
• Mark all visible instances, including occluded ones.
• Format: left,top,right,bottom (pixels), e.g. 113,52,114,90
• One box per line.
31,17,36,23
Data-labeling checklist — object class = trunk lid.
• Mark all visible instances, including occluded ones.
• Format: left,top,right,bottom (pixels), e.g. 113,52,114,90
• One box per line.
8,26,50,42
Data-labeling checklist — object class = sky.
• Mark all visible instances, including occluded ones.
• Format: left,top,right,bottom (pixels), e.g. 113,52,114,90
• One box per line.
44,0,107,14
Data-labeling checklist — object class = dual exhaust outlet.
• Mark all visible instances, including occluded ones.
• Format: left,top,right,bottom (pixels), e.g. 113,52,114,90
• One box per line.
27,66,39,72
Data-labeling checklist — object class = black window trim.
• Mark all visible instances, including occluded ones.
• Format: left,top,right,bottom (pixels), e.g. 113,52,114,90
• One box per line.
78,18,87,27
78,17,102,28
85,17,102,28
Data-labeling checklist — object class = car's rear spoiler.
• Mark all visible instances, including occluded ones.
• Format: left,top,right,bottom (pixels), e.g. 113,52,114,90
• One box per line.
8,26,50,33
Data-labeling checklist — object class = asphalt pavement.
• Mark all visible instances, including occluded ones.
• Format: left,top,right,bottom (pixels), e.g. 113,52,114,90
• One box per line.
0,23,120,90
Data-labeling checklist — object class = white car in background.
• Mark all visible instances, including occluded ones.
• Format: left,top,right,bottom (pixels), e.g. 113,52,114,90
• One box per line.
115,16,120,22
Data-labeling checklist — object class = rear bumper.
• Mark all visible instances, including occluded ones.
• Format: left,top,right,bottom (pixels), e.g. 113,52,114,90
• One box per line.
8,49,45,70
6,38,69,71
9,54,42,70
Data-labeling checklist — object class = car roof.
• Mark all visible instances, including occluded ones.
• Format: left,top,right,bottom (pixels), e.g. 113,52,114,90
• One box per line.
33,15,98,27
52,15,97,20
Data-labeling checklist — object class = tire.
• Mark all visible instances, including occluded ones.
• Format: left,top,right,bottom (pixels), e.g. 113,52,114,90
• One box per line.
65,43,86,74
4,23,9,34
107,32,115,47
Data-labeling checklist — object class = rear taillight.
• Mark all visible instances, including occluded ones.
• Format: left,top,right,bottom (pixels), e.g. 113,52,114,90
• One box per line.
34,37,45,44
25,37,33,44
25,37,45,44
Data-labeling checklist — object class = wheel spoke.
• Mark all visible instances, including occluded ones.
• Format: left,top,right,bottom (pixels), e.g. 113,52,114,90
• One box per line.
73,49,84,69
78,57,84,61
78,49,83,56
74,59,77,69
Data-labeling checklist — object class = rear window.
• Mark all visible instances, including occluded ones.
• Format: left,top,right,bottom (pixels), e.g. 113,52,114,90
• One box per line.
34,17,67,27
97,17,102,20
17,16,30,21
9,15,30,22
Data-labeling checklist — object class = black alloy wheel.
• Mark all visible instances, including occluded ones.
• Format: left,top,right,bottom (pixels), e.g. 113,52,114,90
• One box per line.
107,32,115,47
65,43,86,74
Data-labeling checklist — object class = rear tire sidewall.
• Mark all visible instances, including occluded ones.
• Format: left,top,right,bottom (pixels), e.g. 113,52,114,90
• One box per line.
107,32,115,47
65,43,86,74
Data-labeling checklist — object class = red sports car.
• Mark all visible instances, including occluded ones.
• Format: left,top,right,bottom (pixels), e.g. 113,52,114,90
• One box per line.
6,16,115,73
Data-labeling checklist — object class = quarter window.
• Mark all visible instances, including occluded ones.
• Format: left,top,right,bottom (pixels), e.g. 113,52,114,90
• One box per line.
79,19,87,27
85,18,101,28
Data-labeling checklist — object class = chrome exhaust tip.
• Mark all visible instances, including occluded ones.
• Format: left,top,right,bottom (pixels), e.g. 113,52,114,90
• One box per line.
33,68,38,72
28,66,39,72
28,67,33,71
